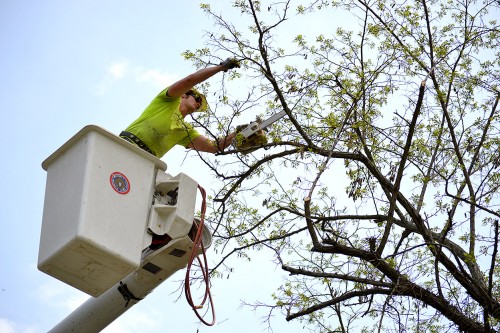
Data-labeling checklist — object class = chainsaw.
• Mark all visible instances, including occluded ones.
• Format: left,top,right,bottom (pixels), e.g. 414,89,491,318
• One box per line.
233,110,286,153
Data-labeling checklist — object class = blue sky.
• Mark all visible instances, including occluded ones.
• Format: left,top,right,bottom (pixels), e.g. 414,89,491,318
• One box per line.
0,1,306,332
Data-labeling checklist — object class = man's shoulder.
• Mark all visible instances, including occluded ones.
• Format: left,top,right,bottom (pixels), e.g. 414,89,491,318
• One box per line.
156,87,179,101
146,88,179,109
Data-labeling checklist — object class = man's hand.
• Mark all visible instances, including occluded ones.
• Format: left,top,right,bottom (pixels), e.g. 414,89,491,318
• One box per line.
220,58,240,72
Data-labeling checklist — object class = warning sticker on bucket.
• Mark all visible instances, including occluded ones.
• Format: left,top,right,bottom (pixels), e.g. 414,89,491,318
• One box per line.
110,172,130,194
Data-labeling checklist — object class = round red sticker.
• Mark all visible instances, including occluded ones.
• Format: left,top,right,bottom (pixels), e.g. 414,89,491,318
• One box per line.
110,172,130,195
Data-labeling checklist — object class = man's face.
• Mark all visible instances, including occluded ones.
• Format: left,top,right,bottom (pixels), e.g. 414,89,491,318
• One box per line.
186,91,203,111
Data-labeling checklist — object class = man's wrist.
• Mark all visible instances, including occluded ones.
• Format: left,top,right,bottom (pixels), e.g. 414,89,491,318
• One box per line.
216,133,235,151
219,58,240,72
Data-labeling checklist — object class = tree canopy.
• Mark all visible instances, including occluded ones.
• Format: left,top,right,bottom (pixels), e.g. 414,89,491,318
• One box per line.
185,0,500,331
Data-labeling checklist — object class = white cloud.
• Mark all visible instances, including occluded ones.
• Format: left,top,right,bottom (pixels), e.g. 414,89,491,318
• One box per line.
95,60,179,95
0,319,14,333
136,68,178,90
108,61,129,79
95,60,130,95
0,318,36,333
36,280,89,311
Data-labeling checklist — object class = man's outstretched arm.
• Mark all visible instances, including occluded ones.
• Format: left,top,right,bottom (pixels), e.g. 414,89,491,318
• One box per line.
186,133,237,154
167,59,240,97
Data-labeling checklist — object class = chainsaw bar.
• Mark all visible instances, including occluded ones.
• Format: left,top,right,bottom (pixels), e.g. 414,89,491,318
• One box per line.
238,110,287,138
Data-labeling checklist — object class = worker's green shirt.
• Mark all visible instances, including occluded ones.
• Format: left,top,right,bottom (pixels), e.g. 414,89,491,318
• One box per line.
124,88,201,157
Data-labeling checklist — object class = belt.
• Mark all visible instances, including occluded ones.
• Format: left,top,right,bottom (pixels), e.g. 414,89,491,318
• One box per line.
120,131,154,155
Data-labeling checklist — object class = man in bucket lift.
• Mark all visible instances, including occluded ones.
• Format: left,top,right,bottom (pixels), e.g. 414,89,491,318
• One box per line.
120,58,240,157
120,58,240,250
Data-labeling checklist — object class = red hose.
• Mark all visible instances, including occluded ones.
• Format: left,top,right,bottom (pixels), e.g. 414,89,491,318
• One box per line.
184,185,215,326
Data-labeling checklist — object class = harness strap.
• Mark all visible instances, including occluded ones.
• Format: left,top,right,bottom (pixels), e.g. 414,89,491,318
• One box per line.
120,131,155,156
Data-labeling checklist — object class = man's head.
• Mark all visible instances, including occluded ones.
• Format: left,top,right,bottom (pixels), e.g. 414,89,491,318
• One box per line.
184,89,208,112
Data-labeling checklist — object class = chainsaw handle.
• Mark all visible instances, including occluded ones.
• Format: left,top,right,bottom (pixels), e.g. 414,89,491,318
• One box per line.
239,122,261,138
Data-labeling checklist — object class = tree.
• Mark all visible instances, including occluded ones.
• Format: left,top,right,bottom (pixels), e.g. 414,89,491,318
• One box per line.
185,0,500,331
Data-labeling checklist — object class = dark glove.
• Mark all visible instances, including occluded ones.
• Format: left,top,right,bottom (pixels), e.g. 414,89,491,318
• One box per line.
220,58,240,72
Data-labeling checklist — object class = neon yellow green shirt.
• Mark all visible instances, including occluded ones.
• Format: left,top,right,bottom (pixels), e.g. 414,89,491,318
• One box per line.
124,88,201,157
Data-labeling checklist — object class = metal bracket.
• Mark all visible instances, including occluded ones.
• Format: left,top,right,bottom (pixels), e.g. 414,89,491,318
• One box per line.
118,282,142,307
